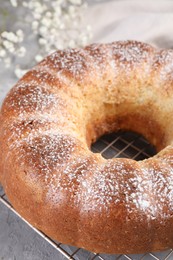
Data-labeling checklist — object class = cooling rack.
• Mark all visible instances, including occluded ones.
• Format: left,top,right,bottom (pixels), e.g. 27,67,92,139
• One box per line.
0,131,173,260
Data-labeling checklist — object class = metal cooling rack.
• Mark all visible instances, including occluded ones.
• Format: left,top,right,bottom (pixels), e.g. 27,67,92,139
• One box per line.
0,131,173,260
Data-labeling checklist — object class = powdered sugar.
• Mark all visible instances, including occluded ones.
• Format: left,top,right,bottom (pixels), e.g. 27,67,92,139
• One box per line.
3,81,58,118
112,41,150,63
2,40,173,227
41,48,93,81
153,49,173,82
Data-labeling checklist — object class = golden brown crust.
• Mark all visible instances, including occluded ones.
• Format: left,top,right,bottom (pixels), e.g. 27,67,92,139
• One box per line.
1,40,173,254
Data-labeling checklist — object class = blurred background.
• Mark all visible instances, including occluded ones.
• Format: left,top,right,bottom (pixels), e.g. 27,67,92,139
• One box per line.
1,0,173,103
1,1,173,259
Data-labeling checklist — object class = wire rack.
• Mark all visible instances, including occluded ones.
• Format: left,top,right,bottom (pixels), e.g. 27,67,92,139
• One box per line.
0,131,173,260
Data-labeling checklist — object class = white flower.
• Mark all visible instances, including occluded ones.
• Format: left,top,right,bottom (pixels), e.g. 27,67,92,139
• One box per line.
4,57,11,68
68,5,76,16
10,0,18,7
2,40,14,50
52,5,62,16
39,38,47,45
1,0,92,77
32,21,39,31
68,39,76,48
15,66,28,78
41,17,52,27
0,49,6,58
22,1,29,7
1,30,24,44
45,11,52,18
33,12,41,20
1,31,18,43
17,46,26,57
16,29,24,42
39,26,48,35
35,54,43,62
68,0,82,5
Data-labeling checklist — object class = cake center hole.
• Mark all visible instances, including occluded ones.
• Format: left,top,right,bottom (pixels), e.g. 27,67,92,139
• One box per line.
91,131,156,161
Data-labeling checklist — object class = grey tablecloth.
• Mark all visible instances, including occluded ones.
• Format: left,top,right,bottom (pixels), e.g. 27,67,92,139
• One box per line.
87,0,173,48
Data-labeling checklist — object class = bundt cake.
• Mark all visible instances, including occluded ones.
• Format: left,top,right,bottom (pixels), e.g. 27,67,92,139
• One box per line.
1,41,173,254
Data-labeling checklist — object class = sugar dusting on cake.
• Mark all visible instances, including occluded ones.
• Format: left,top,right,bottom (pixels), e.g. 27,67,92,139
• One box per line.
3,81,58,118
112,41,153,65
2,41,173,225
153,49,173,83
75,159,154,219
45,154,173,222
41,47,93,81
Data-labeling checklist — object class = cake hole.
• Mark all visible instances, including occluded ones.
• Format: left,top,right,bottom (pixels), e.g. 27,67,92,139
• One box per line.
91,131,156,161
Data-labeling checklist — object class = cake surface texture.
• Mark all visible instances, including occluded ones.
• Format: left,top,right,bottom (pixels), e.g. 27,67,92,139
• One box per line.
1,40,173,254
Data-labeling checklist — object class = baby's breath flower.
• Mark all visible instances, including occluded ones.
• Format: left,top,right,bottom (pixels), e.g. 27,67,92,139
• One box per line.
45,11,52,18
68,0,82,5
4,57,11,68
22,1,29,7
2,40,14,50
1,0,92,78
0,49,6,58
15,66,28,78
35,54,43,62
33,12,42,20
10,0,18,7
1,31,18,43
52,5,62,16
38,38,47,45
69,39,76,48
16,30,24,42
32,21,39,32
41,17,52,27
17,46,26,57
